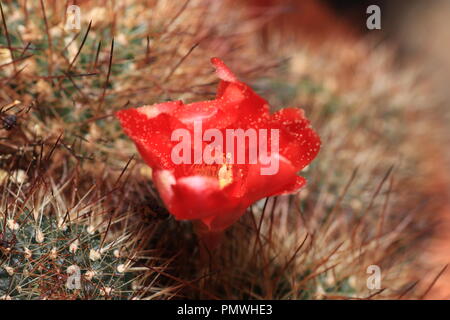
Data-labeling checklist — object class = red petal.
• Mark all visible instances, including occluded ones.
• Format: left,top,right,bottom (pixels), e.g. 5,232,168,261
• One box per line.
212,58,270,123
241,153,299,206
211,57,238,83
197,155,304,232
153,170,247,232
116,107,187,169
177,100,237,130
201,207,246,232
270,108,321,171
170,175,239,221
152,170,176,208
137,100,182,117
273,176,307,196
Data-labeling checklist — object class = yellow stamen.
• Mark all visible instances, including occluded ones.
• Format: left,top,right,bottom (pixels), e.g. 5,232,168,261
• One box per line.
218,153,233,188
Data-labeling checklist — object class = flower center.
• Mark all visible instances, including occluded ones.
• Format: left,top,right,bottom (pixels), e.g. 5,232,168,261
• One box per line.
184,153,234,189
218,162,233,189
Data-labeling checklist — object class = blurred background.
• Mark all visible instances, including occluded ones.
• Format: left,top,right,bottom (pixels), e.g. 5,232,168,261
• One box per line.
243,0,450,298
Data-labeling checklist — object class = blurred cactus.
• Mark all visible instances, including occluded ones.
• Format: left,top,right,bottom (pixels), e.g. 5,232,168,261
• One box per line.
0,174,136,300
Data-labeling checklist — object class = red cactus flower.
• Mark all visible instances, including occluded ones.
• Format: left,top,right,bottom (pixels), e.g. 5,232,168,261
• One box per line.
116,58,320,236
